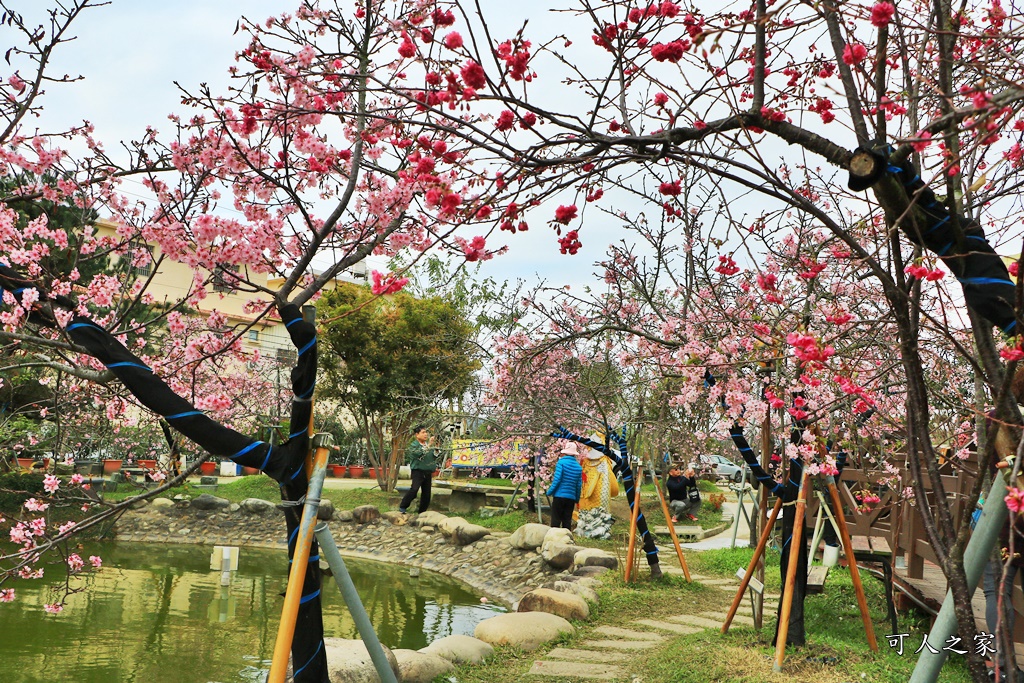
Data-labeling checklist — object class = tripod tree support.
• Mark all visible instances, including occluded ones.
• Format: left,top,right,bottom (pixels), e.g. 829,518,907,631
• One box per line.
825,476,878,652
624,465,644,582
268,433,332,683
723,495,784,633
653,471,692,581
774,472,811,672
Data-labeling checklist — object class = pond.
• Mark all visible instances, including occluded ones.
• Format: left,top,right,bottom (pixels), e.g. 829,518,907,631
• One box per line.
1,542,505,683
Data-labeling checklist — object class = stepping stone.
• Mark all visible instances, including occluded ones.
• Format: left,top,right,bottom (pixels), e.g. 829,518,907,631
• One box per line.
528,660,624,679
701,611,755,627
633,619,702,635
547,648,623,664
591,626,666,641
664,614,724,630
699,578,737,586
579,639,659,650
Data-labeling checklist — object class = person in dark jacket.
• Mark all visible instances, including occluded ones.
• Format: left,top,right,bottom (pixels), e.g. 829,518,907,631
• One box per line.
547,442,583,529
399,425,438,514
666,465,700,522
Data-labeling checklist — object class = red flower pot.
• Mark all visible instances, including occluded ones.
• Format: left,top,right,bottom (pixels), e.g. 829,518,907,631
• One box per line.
16,457,34,471
139,459,158,470
336,465,347,478
348,465,365,479
102,459,123,475
368,467,377,479
199,461,218,476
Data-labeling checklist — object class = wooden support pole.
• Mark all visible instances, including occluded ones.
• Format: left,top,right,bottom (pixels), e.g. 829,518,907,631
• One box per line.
624,465,643,583
773,472,811,673
757,407,771,629
723,495,783,633
654,472,691,582
268,440,330,683
826,479,878,651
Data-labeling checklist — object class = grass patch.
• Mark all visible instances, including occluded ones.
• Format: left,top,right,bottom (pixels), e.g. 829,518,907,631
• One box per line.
464,509,530,532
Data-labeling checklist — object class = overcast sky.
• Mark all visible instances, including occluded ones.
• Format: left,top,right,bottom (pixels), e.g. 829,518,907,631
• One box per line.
15,0,635,293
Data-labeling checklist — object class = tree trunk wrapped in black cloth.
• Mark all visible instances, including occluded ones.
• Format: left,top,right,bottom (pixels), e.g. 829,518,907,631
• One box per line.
552,425,662,577
0,264,330,683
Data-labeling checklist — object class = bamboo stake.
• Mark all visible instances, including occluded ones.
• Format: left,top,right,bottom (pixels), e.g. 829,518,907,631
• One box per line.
624,465,643,583
722,495,783,633
757,404,771,630
773,472,810,672
653,472,691,581
808,426,877,653
826,479,878,651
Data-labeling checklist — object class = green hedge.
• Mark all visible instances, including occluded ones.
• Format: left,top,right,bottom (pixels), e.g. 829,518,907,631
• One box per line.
0,471,45,512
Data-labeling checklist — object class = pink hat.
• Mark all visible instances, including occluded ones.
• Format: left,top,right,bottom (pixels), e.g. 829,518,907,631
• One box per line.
559,441,580,456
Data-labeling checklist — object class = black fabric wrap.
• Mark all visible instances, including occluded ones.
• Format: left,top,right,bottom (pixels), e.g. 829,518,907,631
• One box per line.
66,307,328,682
552,426,660,568
889,157,1018,334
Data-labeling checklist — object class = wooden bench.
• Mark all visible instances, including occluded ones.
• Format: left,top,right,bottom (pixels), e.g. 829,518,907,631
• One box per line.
848,535,897,634
806,565,830,594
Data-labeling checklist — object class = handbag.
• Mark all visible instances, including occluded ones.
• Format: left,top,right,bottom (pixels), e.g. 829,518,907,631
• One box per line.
687,487,701,502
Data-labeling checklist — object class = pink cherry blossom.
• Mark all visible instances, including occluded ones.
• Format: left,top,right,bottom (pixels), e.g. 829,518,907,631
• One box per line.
43,603,63,614
870,2,896,27
554,205,578,224
370,270,410,296
0,589,14,603
89,555,103,569
842,43,868,65
444,32,463,49
43,474,59,494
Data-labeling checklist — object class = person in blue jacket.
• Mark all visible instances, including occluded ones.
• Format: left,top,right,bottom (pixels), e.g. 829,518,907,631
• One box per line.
547,441,584,529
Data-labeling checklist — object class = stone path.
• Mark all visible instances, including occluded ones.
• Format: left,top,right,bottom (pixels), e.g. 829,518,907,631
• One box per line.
526,572,781,680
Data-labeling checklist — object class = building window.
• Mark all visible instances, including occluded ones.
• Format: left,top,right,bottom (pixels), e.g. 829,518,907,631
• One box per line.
129,245,152,279
248,329,259,342
212,264,241,293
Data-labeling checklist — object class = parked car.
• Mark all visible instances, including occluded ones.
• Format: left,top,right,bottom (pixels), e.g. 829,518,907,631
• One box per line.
696,454,750,483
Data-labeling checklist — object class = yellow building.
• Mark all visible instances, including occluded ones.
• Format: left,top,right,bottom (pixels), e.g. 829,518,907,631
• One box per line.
94,218,367,362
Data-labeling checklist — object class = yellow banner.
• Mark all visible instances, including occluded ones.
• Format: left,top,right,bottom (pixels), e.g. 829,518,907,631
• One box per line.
450,439,530,468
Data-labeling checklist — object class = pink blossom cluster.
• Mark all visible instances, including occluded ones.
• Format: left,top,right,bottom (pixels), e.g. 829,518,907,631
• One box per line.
904,263,945,281
370,270,410,295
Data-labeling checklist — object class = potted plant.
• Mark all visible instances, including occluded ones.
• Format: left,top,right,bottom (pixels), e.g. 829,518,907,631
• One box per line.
139,459,158,470
102,457,123,475
348,463,365,478
199,459,218,476
15,456,34,471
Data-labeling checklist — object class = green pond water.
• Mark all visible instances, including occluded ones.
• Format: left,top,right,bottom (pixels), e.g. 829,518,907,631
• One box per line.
1,542,505,683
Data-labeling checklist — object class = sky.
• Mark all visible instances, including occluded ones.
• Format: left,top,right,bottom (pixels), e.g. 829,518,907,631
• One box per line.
13,0,633,294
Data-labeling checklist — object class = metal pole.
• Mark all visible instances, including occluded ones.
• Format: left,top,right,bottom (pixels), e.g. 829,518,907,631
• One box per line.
909,472,1009,683
315,523,399,683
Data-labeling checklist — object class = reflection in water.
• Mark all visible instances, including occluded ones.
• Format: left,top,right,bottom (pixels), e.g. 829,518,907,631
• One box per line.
0,542,504,683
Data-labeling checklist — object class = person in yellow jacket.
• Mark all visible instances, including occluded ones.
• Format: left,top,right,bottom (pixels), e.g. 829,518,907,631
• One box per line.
579,441,619,512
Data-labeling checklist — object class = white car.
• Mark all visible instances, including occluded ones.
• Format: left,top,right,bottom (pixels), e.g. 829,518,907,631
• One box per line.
700,454,749,483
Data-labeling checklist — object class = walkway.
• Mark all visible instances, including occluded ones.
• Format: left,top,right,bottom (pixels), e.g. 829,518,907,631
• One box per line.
526,570,779,680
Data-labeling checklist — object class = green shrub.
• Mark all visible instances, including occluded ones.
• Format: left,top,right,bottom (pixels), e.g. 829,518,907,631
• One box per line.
0,471,45,512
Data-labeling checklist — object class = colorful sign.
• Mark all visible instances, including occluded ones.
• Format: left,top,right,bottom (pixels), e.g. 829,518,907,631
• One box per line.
449,439,531,469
